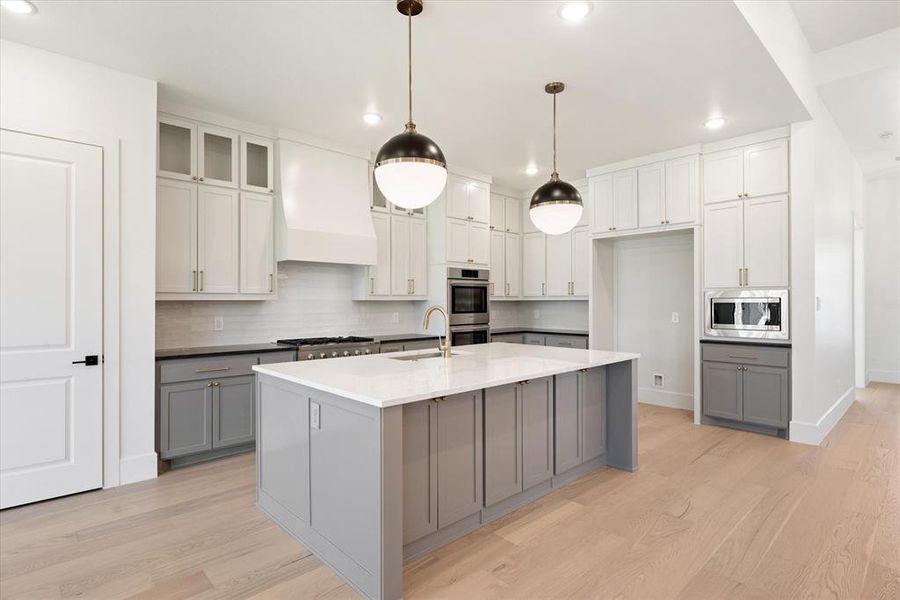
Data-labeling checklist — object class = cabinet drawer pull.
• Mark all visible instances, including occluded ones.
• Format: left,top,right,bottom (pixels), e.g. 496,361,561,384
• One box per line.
269,273,274,292
199,270,204,291
370,277,375,294
192,270,197,292
506,282,510,296
520,380,530,385
728,355,757,360
213,381,220,386
196,367,231,373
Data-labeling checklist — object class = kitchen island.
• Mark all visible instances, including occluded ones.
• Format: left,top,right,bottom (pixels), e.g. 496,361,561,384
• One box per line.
252,342,639,600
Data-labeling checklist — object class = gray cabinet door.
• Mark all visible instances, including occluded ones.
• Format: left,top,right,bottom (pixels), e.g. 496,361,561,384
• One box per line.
545,335,589,349
742,365,789,428
522,377,553,489
554,372,582,474
523,333,546,346
159,380,213,458
437,391,483,529
380,342,405,354
403,339,440,351
212,375,255,448
484,383,522,506
402,400,438,544
492,333,524,344
702,362,743,421
581,368,605,462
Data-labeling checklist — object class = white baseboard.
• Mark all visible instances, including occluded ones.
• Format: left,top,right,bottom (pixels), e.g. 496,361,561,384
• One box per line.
117,452,158,486
867,369,900,384
789,386,855,446
638,387,693,411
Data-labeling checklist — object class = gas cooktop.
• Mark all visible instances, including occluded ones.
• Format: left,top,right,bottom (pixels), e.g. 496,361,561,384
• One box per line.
276,336,375,347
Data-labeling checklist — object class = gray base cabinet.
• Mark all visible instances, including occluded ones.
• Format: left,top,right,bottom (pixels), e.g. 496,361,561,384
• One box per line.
159,380,213,458
403,391,483,543
213,375,256,448
701,343,790,431
554,368,605,475
521,377,553,489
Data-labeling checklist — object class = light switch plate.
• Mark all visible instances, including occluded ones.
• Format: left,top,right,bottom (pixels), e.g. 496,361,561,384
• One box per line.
671,312,679,324
213,316,224,331
310,402,320,430
391,312,399,324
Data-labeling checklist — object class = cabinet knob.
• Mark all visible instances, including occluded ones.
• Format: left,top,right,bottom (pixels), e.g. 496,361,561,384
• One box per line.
269,188,274,193
192,175,198,181
199,176,204,182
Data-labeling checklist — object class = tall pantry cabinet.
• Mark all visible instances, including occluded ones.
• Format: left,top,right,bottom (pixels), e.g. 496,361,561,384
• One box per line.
156,114,276,300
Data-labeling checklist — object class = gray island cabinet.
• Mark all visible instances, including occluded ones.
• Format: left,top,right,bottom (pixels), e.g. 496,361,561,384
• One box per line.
253,343,639,600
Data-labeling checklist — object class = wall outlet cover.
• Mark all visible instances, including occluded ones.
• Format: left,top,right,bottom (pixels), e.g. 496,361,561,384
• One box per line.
653,373,664,388
671,312,680,324
213,316,224,331
391,312,400,324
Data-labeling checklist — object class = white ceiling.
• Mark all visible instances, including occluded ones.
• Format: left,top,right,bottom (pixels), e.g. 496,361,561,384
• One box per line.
0,1,809,192
790,0,900,52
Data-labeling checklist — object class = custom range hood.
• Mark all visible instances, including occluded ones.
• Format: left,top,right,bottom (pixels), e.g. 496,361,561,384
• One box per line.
275,138,377,266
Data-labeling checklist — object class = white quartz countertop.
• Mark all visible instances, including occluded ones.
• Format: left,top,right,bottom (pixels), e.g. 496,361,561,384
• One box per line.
252,342,639,408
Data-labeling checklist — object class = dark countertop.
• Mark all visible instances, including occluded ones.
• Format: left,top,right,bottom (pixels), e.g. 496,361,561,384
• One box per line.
155,343,298,361
373,333,440,343
491,327,589,337
700,339,792,349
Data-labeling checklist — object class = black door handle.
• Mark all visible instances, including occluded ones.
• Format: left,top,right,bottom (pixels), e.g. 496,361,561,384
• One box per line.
72,355,99,366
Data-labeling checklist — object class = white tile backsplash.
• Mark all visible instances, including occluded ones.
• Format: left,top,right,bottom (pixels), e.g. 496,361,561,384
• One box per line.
156,263,590,349
156,263,427,348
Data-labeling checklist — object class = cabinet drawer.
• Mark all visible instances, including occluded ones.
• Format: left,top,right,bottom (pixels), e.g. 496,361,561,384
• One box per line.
701,344,789,368
545,334,588,349
160,354,258,383
258,351,296,364
380,342,405,354
492,333,524,344
523,333,546,346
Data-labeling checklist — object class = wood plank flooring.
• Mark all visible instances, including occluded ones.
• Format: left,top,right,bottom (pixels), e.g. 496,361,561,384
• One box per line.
1,383,897,599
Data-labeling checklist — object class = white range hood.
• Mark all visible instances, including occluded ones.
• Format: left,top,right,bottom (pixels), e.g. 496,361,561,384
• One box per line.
275,139,376,266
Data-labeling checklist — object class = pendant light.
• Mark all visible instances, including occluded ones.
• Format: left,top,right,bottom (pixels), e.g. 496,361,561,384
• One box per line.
529,82,583,235
374,0,447,210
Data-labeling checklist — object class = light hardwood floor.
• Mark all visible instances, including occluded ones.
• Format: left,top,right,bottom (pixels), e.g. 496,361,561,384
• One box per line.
1,383,897,599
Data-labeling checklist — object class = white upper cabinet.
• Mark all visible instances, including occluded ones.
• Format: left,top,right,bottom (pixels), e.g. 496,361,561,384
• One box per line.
367,211,392,296
704,200,744,288
490,230,505,297
589,174,613,234
665,155,699,225
240,192,275,294
743,195,789,287
447,218,470,264
505,234,521,297
198,125,239,188
612,169,638,231
409,218,427,296
575,181,590,228
156,179,198,293
197,186,240,294
490,193,505,231
546,233,573,297
390,216,411,296
522,232,546,297
469,222,491,265
523,198,539,234
744,139,789,199
638,162,665,228
158,116,197,182
240,135,274,193
504,197,521,233
704,138,788,203
572,227,590,297
447,176,490,223
391,202,425,218
703,148,744,204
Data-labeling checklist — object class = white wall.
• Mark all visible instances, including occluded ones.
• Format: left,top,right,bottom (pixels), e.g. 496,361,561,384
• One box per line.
613,232,694,410
157,263,426,348
0,41,158,483
865,170,900,383
736,2,865,444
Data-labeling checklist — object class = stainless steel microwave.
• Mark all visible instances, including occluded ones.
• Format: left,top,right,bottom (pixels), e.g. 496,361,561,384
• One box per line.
704,289,789,341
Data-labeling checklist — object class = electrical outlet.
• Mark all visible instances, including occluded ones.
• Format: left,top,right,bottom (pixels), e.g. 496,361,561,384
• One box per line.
310,402,321,430
391,312,400,324
213,316,224,331
671,312,679,324
653,373,664,388
533,309,540,320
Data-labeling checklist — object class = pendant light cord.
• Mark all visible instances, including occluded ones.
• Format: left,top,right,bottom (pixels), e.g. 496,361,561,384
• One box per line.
552,91,557,177
407,4,413,127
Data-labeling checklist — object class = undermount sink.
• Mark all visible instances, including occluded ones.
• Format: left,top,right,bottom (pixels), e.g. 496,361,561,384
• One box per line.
389,351,459,361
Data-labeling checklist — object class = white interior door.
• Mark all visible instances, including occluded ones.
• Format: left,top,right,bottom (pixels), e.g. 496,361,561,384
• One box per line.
0,129,103,509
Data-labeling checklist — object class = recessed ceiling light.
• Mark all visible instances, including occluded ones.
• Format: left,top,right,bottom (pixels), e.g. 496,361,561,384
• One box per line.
703,117,726,130
0,0,36,14
524,164,539,176
362,112,382,126
558,1,592,22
